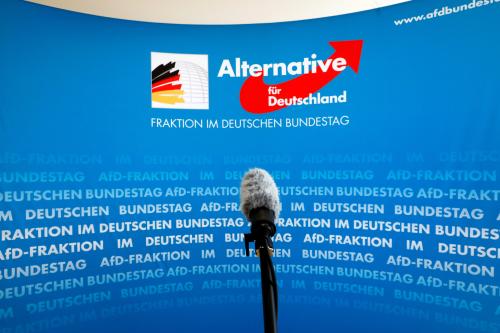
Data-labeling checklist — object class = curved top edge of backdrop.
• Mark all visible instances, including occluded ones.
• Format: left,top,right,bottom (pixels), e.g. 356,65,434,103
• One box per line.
25,0,410,25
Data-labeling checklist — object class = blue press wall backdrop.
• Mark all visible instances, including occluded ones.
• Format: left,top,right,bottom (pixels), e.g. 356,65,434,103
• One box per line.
0,0,499,332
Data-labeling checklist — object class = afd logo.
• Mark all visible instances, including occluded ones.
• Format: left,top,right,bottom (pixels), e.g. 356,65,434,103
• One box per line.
217,40,363,114
151,52,209,109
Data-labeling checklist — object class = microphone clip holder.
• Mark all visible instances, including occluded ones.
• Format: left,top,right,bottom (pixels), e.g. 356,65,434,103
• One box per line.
244,208,276,257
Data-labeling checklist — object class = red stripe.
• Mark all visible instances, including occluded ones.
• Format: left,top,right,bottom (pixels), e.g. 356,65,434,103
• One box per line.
152,83,182,93
152,74,180,89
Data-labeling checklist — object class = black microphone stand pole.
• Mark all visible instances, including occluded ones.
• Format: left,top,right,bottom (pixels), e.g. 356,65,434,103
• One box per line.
244,208,278,333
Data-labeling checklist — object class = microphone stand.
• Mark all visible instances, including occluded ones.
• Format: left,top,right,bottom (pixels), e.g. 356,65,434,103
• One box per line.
244,208,278,333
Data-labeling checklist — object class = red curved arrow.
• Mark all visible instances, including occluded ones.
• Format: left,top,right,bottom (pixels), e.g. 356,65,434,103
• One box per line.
239,40,363,114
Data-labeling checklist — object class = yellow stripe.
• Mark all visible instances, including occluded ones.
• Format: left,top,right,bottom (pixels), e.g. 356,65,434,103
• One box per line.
153,89,184,96
152,90,185,104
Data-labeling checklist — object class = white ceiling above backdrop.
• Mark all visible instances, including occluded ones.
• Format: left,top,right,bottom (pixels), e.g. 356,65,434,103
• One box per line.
26,0,410,25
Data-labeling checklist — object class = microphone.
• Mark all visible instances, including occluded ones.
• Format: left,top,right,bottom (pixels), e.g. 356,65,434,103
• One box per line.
240,168,281,256
240,168,280,333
